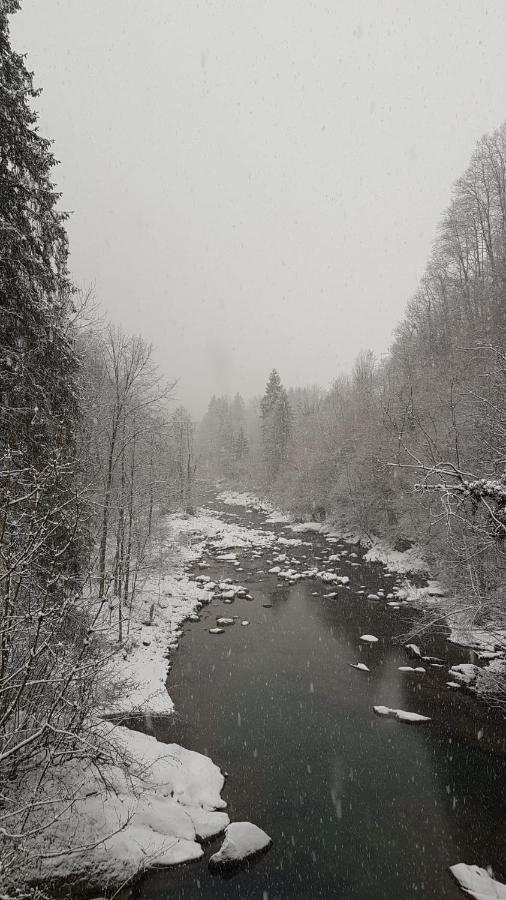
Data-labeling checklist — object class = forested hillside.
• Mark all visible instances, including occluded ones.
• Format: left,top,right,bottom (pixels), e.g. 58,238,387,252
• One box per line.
0,4,196,883
199,124,506,694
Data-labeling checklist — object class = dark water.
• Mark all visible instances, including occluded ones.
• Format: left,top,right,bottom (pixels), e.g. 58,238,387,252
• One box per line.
131,498,506,900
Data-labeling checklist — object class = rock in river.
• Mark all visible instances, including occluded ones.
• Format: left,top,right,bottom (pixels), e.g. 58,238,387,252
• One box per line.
373,706,431,723
209,822,272,871
449,863,506,899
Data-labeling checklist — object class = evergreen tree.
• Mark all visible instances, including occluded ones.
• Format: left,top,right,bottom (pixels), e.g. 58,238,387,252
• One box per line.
0,1,78,460
260,369,291,480
233,424,249,461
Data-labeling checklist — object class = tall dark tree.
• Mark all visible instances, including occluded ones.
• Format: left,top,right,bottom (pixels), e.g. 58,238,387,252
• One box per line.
0,7,93,872
260,369,291,480
0,1,78,459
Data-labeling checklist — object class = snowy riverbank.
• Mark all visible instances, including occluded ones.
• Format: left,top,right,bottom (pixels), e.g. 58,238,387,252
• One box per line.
23,492,504,894
216,489,506,698
25,509,279,892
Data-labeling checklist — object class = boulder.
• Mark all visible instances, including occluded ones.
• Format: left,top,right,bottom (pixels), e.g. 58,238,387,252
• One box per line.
209,822,272,871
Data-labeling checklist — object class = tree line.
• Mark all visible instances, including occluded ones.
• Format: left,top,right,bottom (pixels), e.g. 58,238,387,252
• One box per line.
200,124,506,698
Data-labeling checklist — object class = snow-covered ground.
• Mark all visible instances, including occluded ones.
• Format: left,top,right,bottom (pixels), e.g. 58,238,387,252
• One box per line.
102,510,276,717
32,723,229,893
363,538,428,575
27,507,280,890
217,489,277,515
397,579,506,695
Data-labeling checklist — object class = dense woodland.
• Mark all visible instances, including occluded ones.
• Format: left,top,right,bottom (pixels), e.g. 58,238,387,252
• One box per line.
199,126,506,696
0,5,196,884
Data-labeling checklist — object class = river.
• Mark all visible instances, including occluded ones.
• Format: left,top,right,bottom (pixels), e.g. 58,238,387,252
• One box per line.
128,493,505,900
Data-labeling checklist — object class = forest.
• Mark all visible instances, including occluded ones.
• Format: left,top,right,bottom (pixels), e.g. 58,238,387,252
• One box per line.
199,124,506,701
0,4,197,886
1,1,505,897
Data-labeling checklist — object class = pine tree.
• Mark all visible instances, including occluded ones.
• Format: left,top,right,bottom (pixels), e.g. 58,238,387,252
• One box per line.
0,1,78,461
233,425,249,461
260,369,291,480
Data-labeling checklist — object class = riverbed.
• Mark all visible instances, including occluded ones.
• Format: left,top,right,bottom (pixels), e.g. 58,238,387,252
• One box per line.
128,493,505,900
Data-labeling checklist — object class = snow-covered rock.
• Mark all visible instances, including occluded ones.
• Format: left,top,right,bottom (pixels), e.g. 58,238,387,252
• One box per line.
216,618,234,626
31,726,228,891
449,663,479,686
449,863,506,899
404,643,422,659
290,522,323,533
349,663,370,672
318,571,339,583
364,540,428,575
360,634,379,643
209,627,225,635
208,822,272,870
373,706,431,723
398,666,426,673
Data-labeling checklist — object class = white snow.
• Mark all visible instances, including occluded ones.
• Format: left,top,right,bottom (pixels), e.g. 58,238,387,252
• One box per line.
449,863,506,899
209,821,272,869
373,706,431,723
290,521,323,533
449,663,479,686
364,539,428,575
265,512,293,524
360,634,379,643
31,724,228,890
217,490,274,514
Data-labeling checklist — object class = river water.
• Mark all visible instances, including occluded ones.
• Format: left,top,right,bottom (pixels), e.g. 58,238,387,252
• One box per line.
131,495,505,900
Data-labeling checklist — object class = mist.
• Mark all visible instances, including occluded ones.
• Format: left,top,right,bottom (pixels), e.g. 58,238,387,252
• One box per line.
11,0,506,414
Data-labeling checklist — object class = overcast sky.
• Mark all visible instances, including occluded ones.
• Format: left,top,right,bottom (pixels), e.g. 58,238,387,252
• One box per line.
11,1,506,414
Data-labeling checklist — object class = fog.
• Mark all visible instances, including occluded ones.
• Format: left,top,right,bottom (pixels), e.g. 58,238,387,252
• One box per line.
12,0,506,414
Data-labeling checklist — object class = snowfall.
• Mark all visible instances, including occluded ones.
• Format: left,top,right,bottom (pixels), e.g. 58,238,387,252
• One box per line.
26,507,277,891
23,487,506,894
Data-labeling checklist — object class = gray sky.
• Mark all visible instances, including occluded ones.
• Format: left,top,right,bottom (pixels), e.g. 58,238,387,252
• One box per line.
12,1,506,414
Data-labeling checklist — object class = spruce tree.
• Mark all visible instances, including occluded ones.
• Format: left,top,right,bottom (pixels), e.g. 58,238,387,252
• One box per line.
0,1,78,462
260,369,291,480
